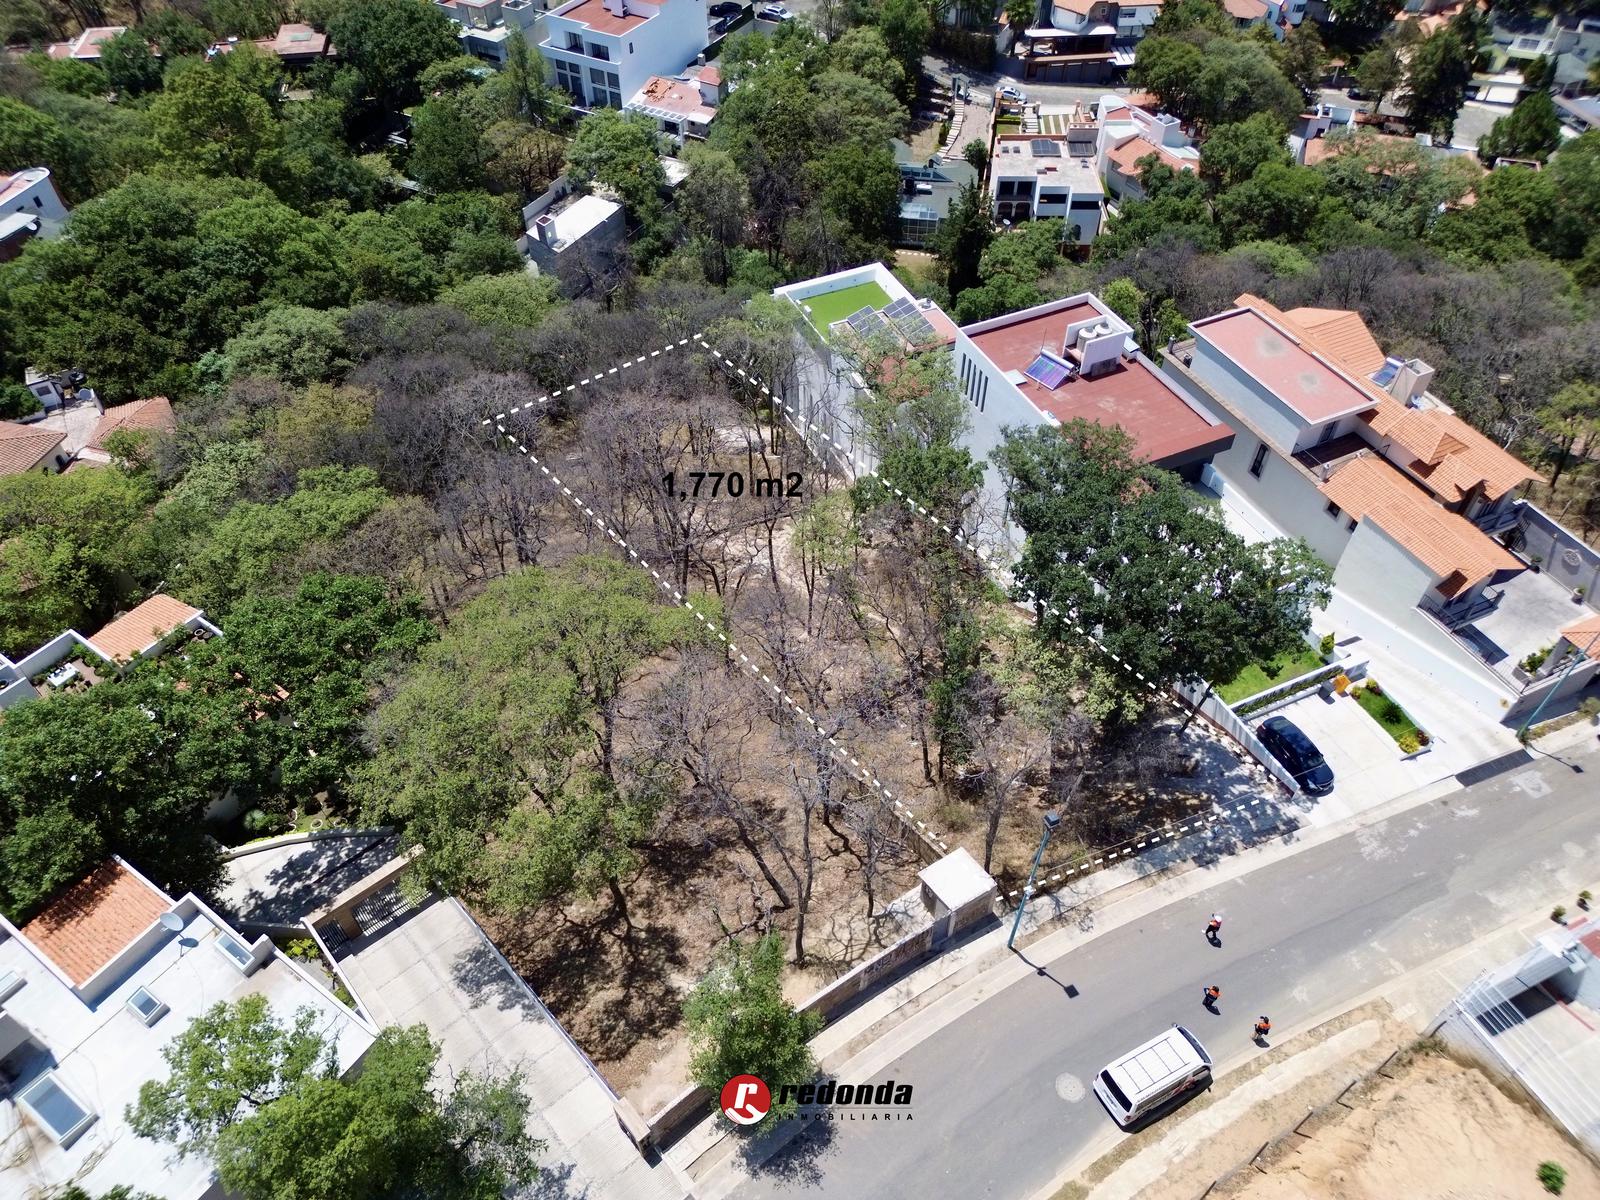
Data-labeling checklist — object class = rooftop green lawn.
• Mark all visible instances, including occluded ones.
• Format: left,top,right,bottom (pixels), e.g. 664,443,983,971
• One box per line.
1218,645,1326,704
800,280,894,331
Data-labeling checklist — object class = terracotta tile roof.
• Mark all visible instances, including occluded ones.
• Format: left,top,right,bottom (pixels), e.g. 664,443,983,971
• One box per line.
19,860,170,986
1561,614,1600,661
698,65,721,86
1320,453,1522,595
1231,294,1539,503
0,420,66,476
87,395,175,455
255,23,328,57
1358,399,1538,502
1284,307,1387,376
1223,0,1267,18
1106,135,1195,178
87,593,201,663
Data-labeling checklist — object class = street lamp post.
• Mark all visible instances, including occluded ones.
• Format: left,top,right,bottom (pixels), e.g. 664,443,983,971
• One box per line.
1516,628,1600,741
1009,809,1062,949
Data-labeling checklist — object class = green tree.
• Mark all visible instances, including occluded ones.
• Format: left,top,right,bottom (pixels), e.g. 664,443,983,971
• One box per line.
830,26,907,98
327,0,461,110
565,107,667,213
360,559,710,918
1478,90,1562,164
1536,382,1600,489
483,119,566,202
100,29,165,97
437,272,563,328
962,138,988,173
149,63,281,177
1401,12,1482,141
1352,26,1416,113
222,305,351,386
1149,0,1229,36
684,933,824,1111
934,179,993,301
0,0,51,45
877,0,930,97
1004,0,1038,35
0,175,351,399
409,92,487,192
1201,112,1291,192
678,143,750,285
1276,21,1326,103
0,467,154,655
1216,160,1331,243
142,9,213,57
1427,163,1555,262
130,999,541,1200
24,54,108,98
993,421,1332,721
174,467,391,614
1327,0,1402,38
0,96,94,202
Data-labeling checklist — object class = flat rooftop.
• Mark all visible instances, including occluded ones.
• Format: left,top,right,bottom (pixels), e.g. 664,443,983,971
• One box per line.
967,305,1233,466
1192,306,1375,423
800,279,893,329
550,0,650,33
991,136,1104,194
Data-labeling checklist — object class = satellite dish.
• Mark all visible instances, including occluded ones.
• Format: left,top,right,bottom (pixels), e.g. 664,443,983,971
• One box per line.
158,912,184,933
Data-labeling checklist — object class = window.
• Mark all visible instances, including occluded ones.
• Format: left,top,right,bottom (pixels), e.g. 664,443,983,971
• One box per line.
216,933,253,971
1325,500,1341,519
565,31,582,49
1249,443,1268,478
554,60,584,103
126,985,169,1026
1347,517,1358,532
0,968,22,1002
1316,421,1338,445
587,42,609,60
17,1073,96,1146
629,40,634,52
1099,1070,1131,1111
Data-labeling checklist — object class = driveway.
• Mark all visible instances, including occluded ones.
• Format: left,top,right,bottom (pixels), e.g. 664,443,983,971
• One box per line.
1260,690,1419,824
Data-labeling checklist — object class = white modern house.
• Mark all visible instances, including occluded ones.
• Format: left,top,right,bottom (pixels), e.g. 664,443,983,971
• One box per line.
989,133,1105,246
772,265,1233,557
0,168,69,263
624,63,723,141
435,0,544,65
0,858,376,1199
539,0,707,109
1165,295,1600,723
1095,97,1199,202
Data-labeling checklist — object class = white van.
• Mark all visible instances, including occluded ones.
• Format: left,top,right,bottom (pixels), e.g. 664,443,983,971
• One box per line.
1092,1025,1212,1127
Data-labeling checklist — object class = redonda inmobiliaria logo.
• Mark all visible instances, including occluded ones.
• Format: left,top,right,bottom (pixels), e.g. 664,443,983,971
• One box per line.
721,1074,914,1125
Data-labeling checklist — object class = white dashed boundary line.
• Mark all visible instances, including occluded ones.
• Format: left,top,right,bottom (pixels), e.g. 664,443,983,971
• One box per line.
702,350,1293,902
483,332,950,857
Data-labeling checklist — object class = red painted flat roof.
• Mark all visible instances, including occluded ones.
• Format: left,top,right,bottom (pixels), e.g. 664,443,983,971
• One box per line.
556,0,649,33
968,306,1232,466
1192,308,1371,423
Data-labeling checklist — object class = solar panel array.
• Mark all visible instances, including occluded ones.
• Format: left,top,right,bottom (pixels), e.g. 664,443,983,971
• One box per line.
1024,352,1072,390
1030,138,1062,157
843,306,889,338
883,296,937,345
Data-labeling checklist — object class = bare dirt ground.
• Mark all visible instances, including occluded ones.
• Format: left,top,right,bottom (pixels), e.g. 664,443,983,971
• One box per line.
1232,1054,1600,1200
1058,1001,1600,1200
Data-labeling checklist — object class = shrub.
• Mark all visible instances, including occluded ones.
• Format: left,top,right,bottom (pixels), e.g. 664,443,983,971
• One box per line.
1580,889,1593,905
242,808,278,834
1580,697,1600,719
1366,679,1383,697
1398,732,1421,754
1538,1160,1566,1194
1521,647,1550,674
935,799,976,833
1319,633,1335,656
1552,905,1568,923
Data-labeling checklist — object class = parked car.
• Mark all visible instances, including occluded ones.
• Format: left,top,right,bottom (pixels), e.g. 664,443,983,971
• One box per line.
710,2,743,16
709,15,729,33
1256,716,1335,796
997,84,1026,102
758,3,793,18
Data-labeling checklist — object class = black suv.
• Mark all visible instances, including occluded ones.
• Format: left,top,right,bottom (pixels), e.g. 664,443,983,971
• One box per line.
710,2,743,16
1256,716,1335,796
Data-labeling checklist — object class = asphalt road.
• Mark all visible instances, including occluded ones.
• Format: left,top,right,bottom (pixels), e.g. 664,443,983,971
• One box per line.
730,740,1600,1200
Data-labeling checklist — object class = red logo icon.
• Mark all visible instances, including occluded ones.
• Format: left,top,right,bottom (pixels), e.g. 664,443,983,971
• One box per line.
720,1075,771,1125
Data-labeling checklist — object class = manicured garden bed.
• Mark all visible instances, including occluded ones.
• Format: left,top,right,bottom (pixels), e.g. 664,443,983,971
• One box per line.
1353,681,1424,749
1218,645,1326,704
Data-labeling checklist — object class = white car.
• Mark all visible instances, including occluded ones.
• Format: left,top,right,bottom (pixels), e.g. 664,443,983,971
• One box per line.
997,84,1026,102
759,3,793,18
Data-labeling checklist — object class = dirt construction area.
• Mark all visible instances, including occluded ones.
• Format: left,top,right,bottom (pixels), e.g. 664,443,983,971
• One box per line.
1059,1001,1600,1200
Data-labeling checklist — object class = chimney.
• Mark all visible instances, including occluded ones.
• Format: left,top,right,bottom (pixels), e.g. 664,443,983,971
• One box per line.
1391,358,1435,406
535,213,556,246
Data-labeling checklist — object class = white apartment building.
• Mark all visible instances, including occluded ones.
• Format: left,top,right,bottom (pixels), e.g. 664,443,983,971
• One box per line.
0,859,376,1199
539,0,707,109
1095,97,1199,202
989,134,1104,246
